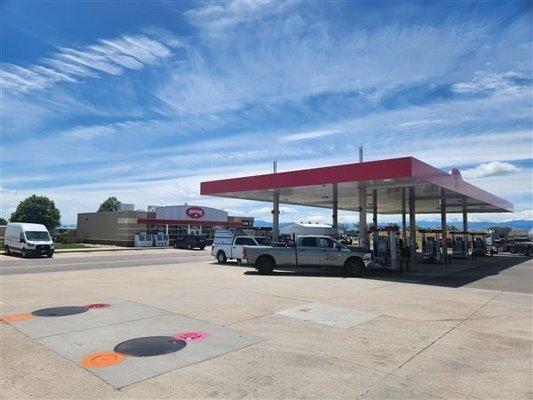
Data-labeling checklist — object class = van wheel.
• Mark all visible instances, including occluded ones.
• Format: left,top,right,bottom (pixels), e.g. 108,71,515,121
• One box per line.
344,258,364,277
217,251,227,264
256,256,274,275
4,246,10,255
200,246,205,251
21,248,27,258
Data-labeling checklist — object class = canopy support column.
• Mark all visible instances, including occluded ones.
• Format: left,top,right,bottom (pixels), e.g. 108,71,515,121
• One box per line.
358,185,368,248
462,197,468,254
409,186,416,270
272,191,280,242
401,188,407,243
332,184,339,234
372,189,378,248
441,188,448,264
372,189,378,227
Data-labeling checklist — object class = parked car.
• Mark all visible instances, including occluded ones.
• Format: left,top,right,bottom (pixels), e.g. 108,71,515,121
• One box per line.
4,222,54,258
211,229,270,263
242,235,372,275
175,234,207,250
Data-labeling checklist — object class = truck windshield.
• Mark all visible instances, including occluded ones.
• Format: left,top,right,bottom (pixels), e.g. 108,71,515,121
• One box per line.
25,231,50,241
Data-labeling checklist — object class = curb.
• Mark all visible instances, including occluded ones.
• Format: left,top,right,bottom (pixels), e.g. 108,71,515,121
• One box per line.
55,246,176,254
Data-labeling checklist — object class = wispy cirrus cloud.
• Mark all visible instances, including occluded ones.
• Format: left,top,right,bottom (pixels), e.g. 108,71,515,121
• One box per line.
450,71,530,95
185,0,294,31
1,33,175,93
279,129,341,142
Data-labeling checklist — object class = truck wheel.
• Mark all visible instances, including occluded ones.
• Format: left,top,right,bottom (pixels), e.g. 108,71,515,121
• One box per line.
200,246,205,251
344,258,364,277
256,256,274,275
4,246,10,255
217,251,227,264
21,248,27,258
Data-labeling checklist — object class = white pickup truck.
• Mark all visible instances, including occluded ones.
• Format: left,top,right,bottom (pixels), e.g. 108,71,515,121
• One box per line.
242,235,372,275
211,229,270,263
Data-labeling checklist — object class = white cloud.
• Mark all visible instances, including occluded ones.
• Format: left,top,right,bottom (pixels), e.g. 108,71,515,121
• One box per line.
398,119,445,128
1,33,173,93
250,206,297,215
185,0,293,31
451,71,526,95
280,129,340,142
462,161,522,179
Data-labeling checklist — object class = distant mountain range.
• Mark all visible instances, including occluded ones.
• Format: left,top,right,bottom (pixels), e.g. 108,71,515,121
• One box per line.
253,220,533,231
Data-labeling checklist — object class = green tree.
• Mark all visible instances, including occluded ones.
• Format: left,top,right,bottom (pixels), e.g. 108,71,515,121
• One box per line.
10,195,61,230
0,217,7,225
98,197,121,212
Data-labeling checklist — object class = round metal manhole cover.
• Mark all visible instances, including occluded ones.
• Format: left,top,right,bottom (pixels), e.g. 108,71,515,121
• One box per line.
31,306,89,317
114,336,187,357
84,303,110,309
174,331,209,342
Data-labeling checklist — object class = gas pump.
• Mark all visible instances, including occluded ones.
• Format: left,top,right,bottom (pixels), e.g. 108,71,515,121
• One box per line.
471,232,487,257
370,226,399,270
420,229,441,263
451,231,468,259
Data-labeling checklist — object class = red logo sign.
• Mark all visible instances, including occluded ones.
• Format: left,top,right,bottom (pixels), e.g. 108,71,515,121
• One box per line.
186,207,204,219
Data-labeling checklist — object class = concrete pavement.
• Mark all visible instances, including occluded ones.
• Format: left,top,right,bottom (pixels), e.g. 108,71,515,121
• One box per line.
1,250,531,399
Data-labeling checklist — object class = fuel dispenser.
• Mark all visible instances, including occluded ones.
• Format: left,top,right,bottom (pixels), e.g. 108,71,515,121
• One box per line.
451,231,469,259
370,226,399,270
471,232,487,257
420,229,441,263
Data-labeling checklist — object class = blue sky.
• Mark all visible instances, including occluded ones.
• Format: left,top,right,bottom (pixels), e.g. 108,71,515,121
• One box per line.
1,0,532,225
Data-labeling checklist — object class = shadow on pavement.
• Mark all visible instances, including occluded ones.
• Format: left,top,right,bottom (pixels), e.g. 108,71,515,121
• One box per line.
238,255,531,292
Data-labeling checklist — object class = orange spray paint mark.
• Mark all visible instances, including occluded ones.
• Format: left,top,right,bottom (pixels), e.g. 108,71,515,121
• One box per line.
1,313,35,323
82,352,125,368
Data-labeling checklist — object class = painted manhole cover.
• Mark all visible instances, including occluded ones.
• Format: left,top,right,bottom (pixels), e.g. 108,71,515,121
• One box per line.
114,336,187,357
31,306,89,317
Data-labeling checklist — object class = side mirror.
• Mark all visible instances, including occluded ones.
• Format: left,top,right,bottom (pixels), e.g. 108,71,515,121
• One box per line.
335,244,343,250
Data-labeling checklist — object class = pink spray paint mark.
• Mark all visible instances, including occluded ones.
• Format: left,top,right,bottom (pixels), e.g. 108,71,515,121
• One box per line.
173,331,209,341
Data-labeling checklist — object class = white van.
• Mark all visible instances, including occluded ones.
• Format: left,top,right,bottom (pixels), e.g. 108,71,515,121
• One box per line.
211,229,270,263
4,223,54,258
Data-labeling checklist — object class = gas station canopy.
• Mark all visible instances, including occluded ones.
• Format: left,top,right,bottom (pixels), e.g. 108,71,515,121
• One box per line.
200,157,513,214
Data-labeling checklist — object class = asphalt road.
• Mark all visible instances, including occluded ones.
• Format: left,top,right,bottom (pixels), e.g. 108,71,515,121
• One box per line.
1,250,531,294
0,250,213,275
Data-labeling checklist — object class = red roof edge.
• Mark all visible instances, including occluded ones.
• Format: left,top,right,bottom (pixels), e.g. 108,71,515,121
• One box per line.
201,156,414,195
411,158,513,212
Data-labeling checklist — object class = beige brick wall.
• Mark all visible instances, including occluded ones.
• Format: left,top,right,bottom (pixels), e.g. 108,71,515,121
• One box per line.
76,211,148,246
